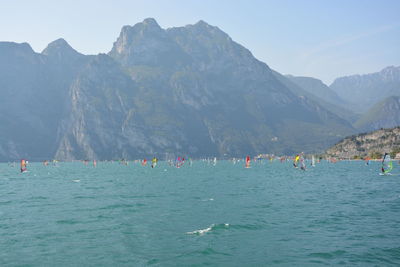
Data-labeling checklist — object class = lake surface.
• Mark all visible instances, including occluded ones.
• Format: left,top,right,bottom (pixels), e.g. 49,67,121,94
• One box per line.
0,160,399,266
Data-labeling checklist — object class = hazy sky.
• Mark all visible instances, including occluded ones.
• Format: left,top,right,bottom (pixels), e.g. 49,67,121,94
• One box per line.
1,0,399,84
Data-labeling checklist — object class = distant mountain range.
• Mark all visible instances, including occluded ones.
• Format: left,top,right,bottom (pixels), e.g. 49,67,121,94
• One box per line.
354,96,400,132
0,18,398,161
330,66,400,113
288,67,400,130
284,75,359,123
285,75,344,107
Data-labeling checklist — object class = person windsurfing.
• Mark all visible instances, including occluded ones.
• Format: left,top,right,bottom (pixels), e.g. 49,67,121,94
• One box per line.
300,153,306,171
245,155,251,168
20,159,27,173
176,157,184,168
293,155,299,168
381,152,393,174
151,157,158,168
311,155,316,167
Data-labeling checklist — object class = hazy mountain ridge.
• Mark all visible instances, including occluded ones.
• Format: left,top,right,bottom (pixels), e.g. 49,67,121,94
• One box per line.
354,96,400,132
281,74,359,123
285,75,345,106
330,66,400,113
0,18,359,160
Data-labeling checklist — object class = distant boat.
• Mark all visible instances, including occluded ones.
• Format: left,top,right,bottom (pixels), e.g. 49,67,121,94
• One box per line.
311,155,316,167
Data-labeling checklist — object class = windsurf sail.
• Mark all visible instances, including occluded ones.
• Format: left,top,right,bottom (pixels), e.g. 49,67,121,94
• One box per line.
381,153,393,174
300,154,306,171
293,155,300,168
176,157,184,168
151,157,158,168
311,155,315,167
20,159,27,173
245,156,251,168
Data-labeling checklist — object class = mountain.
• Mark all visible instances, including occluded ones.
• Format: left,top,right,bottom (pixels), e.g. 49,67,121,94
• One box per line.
283,75,359,123
326,127,400,159
330,66,400,113
0,18,356,161
286,75,344,106
354,96,400,132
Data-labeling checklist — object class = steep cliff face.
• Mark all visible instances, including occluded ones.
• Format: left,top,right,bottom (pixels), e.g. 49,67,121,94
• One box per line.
0,18,357,161
106,18,354,157
109,18,191,69
326,127,400,159
0,42,78,160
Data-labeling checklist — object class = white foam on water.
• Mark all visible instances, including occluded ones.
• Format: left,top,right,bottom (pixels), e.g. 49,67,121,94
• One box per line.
186,224,214,235
72,180,80,182
186,223,229,235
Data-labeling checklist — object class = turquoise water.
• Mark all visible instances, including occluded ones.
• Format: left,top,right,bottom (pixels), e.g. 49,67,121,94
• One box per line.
0,160,399,266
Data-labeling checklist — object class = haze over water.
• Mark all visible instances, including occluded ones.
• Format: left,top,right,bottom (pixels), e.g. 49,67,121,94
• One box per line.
0,161,399,266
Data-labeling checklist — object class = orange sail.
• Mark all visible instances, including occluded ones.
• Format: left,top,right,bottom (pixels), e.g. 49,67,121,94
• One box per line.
20,159,27,173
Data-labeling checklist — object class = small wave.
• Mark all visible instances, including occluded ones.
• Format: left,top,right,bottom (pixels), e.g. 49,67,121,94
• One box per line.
186,223,229,235
72,179,80,182
309,250,346,259
29,196,48,200
200,247,231,256
230,223,265,231
201,198,214,201
99,203,142,210
56,219,80,225
73,195,96,199
147,258,159,265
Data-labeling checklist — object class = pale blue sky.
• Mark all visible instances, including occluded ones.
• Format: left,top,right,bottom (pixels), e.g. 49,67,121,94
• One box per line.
1,0,399,84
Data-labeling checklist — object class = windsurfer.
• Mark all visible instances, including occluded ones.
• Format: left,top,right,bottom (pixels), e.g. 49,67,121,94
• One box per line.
151,157,158,168
382,153,388,173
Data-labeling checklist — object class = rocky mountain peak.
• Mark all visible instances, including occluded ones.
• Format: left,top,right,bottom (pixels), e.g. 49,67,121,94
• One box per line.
42,38,82,60
115,18,164,45
379,65,400,81
0,41,35,55
109,18,191,68
185,20,228,38
142,17,161,28
194,20,211,28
